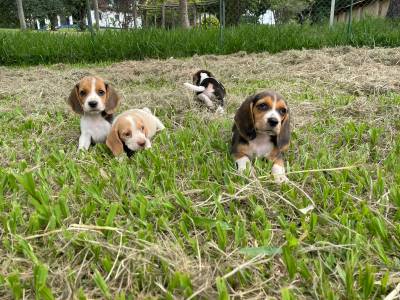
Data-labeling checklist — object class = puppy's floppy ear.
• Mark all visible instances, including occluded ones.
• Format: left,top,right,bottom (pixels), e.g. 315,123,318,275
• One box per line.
105,83,121,114
234,95,256,141
106,125,124,156
68,83,83,114
192,72,200,84
277,108,290,151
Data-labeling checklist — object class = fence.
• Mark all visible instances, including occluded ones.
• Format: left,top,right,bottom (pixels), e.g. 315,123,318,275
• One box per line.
10,0,395,36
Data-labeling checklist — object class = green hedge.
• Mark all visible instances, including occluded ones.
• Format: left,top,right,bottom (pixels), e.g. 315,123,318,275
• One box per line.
1,18,400,66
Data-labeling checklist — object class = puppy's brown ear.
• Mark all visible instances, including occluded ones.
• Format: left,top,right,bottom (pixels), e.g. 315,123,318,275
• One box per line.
68,83,83,114
105,83,121,114
234,95,256,140
106,125,123,156
277,109,290,151
192,72,199,84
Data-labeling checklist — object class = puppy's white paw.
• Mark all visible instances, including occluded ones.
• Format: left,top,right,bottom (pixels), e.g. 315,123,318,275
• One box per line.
142,107,152,113
272,164,288,184
274,173,289,184
235,156,254,176
145,139,152,149
215,106,225,115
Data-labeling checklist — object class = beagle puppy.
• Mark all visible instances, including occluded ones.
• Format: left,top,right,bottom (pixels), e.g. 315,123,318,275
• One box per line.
68,76,121,150
106,108,165,157
231,91,290,184
184,70,226,113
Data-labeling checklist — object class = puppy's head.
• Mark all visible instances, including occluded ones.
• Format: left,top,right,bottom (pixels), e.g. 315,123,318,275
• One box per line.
106,114,149,156
234,91,290,150
193,70,213,85
68,76,120,115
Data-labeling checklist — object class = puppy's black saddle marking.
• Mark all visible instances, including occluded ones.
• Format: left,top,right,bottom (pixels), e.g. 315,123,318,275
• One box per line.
197,77,226,107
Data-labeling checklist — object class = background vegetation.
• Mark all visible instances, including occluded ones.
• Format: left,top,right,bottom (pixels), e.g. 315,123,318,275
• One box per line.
1,18,400,66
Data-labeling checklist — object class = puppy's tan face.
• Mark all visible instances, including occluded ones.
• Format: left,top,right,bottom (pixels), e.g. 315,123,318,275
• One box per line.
253,95,288,136
116,116,148,151
75,76,108,113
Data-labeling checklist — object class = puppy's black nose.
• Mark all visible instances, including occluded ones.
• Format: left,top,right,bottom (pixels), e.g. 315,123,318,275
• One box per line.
137,141,146,148
267,117,279,127
88,101,98,108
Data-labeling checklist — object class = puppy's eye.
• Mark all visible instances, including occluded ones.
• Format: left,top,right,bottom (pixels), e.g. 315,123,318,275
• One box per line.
79,90,87,97
98,90,105,96
279,108,287,115
123,131,131,138
257,103,268,111
141,126,145,131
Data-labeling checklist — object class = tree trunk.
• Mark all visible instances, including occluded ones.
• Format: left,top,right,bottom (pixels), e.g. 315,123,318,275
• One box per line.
133,0,137,28
16,0,26,30
225,0,242,26
49,14,58,30
86,0,93,30
387,0,400,18
179,0,190,28
161,2,166,28
193,4,197,27
92,0,100,30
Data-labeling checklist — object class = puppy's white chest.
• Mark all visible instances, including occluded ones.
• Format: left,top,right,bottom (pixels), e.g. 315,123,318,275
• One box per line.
249,135,274,158
81,114,111,143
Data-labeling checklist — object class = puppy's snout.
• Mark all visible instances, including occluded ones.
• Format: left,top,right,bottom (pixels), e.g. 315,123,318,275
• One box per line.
137,140,146,148
267,117,279,127
88,100,98,108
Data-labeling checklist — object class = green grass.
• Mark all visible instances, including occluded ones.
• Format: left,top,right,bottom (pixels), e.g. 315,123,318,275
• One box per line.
1,49,400,298
1,18,400,66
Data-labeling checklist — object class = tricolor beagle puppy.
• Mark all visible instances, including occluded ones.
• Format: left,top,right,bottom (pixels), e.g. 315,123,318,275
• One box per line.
231,91,290,184
68,76,121,150
184,70,226,113
106,108,165,157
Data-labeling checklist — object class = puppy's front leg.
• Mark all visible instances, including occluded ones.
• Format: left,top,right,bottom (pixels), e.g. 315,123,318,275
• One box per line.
197,93,214,109
272,161,289,184
144,138,152,149
235,155,252,173
78,133,91,150
155,117,165,131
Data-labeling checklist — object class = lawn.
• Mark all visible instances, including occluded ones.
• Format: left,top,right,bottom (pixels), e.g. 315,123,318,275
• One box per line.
0,47,400,299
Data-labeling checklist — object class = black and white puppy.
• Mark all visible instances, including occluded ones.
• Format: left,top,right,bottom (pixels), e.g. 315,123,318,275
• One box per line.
184,70,226,113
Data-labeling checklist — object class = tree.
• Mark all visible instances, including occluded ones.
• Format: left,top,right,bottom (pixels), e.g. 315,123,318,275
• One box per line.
133,0,138,28
270,0,311,24
225,0,271,26
93,0,100,30
64,0,87,30
387,0,400,19
16,0,27,29
22,0,67,30
0,0,19,28
179,0,190,28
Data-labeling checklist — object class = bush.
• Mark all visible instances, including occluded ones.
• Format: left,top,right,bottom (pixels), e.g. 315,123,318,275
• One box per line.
201,15,220,28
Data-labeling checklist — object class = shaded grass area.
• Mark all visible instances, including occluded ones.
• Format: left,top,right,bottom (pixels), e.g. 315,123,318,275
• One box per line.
0,48,400,298
2,18,400,66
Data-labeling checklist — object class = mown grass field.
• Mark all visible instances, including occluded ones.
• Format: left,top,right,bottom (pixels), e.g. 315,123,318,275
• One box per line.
0,47,400,299
2,19,400,66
